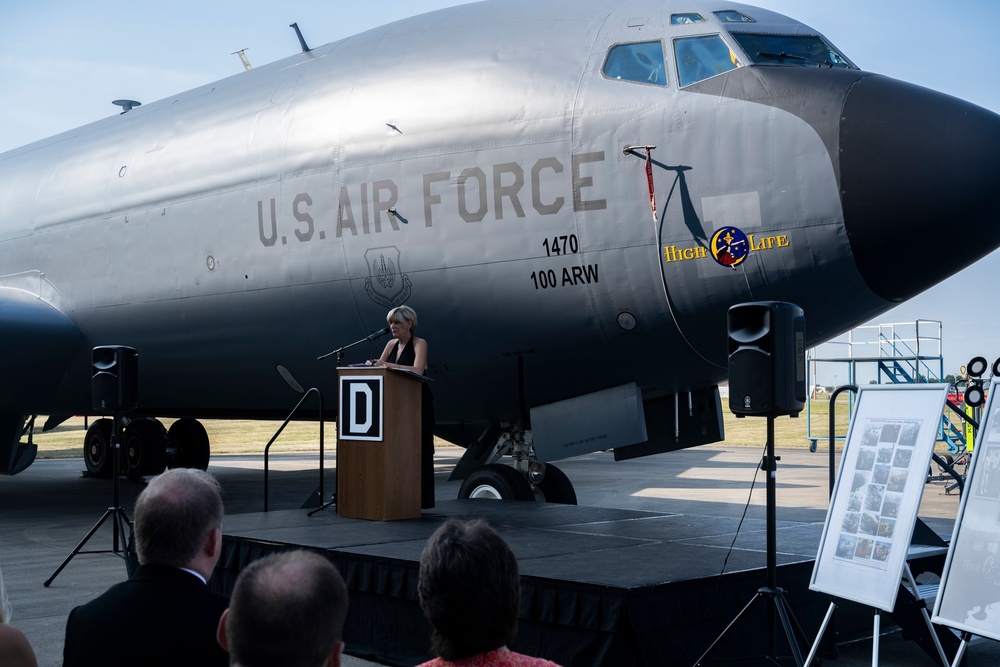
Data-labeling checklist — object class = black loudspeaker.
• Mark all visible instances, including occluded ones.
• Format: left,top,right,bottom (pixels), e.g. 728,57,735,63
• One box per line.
92,346,139,412
728,302,805,417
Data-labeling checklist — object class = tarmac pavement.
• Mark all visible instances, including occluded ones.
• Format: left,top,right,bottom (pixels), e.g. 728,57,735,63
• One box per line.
1,443,996,666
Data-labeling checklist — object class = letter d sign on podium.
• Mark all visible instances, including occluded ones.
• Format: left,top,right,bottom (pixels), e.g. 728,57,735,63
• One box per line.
339,376,383,440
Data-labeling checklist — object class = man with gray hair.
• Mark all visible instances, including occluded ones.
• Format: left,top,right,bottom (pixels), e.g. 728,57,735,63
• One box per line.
63,468,229,666
217,550,348,667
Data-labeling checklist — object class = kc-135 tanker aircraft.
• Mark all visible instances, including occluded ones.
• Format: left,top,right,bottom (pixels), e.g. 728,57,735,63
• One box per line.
0,0,997,503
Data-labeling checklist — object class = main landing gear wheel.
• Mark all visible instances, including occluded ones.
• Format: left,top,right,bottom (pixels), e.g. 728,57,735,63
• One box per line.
458,464,535,501
536,463,577,504
83,418,113,478
167,418,210,470
124,419,168,479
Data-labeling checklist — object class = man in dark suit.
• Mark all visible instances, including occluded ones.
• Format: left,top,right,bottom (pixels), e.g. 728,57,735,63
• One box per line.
63,468,228,667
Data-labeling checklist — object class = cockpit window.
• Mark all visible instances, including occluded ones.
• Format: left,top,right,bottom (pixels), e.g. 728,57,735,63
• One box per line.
674,35,742,87
671,13,705,25
603,41,667,86
730,33,852,68
714,10,755,23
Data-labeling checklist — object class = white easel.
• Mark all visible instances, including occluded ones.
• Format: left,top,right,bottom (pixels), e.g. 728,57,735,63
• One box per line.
807,385,952,666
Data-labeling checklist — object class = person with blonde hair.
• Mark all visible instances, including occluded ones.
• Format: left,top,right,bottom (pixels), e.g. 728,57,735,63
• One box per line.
369,305,427,375
368,304,435,508
0,563,38,667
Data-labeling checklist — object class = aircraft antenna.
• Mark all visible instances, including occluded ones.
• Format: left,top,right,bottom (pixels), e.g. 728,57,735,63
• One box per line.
290,22,311,53
112,100,141,114
232,48,253,71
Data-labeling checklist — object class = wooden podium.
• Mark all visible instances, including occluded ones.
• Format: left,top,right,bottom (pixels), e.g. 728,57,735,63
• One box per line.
336,367,423,520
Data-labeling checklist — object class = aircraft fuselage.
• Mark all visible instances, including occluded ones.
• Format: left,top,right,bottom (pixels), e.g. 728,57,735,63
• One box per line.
1,0,998,475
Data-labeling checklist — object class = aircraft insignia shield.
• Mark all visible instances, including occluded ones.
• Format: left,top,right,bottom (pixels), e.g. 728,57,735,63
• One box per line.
364,246,412,308
709,226,751,270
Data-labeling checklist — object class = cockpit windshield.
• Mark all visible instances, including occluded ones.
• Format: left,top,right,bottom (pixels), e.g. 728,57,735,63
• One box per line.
674,35,741,87
730,33,852,68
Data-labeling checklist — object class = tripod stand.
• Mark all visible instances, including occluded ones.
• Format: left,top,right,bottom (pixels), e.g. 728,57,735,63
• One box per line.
693,415,811,666
45,413,131,587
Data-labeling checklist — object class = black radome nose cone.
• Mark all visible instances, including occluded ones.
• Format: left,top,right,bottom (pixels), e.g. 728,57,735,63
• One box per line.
840,75,1000,302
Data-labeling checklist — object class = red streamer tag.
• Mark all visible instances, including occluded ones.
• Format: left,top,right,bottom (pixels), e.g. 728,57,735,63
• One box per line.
645,149,657,223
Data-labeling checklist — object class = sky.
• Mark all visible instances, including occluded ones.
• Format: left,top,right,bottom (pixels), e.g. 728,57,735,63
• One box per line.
1,0,998,380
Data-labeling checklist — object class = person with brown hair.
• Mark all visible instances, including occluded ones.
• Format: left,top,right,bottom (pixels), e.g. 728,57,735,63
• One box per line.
416,518,560,667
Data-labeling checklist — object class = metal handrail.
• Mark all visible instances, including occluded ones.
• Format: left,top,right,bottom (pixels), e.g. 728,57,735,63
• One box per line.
828,384,858,497
263,387,325,512
877,331,942,385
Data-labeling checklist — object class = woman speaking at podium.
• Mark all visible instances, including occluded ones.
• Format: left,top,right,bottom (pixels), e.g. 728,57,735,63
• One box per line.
368,305,435,509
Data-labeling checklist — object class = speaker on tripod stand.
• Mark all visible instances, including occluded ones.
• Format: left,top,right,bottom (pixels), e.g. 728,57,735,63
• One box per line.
45,345,139,586
92,345,139,413
695,302,810,666
728,301,806,418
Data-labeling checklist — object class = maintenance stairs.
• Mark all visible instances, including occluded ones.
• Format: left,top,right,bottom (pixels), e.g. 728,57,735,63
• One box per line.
806,320,972,489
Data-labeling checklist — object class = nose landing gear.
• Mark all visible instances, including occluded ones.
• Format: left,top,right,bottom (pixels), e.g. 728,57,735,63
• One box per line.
456,425,578,504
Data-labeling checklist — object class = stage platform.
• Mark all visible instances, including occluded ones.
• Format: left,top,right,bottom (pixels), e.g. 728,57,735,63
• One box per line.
210,499,929,666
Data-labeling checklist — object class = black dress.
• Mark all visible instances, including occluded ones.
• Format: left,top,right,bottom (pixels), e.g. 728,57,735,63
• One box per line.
390,339,435,509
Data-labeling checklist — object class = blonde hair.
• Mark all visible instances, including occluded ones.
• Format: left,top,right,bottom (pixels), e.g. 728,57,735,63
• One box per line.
387,305,418,329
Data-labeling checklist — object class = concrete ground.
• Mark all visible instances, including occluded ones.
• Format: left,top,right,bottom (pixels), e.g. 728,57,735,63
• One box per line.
1,444,996,666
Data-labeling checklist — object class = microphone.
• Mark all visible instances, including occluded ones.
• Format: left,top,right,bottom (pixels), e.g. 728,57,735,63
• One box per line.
365,327,390,341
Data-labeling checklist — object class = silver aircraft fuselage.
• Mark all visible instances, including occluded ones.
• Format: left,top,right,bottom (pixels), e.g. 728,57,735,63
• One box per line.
1,0,998,473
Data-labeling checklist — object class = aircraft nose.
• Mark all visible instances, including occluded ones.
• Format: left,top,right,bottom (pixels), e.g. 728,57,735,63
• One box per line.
839,75,1000,302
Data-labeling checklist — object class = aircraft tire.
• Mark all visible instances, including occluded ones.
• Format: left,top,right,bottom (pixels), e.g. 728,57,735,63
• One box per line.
83,418,114,478
167,418,210,470
536,463,577,504
929,453,956,481
458,464,535,501
124,419,168,479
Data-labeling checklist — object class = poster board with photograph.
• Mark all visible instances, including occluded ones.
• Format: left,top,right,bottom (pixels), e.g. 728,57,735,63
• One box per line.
932,377,1000,641
810,384,949,611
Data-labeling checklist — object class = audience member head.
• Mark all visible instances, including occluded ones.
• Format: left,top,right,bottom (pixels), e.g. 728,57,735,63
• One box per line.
133,468,224,578
219,550,348,667
418,518,520,661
